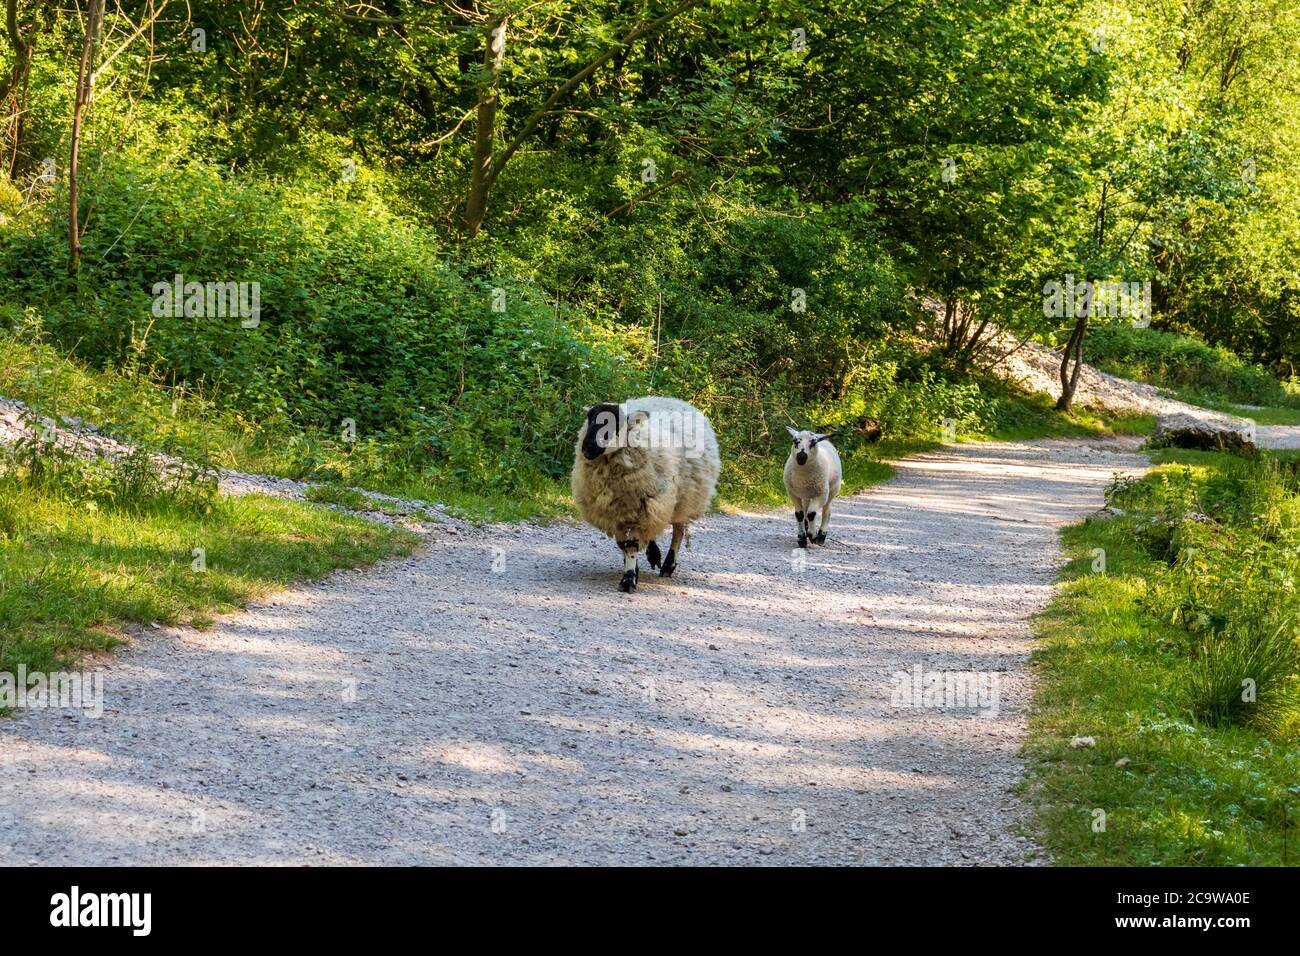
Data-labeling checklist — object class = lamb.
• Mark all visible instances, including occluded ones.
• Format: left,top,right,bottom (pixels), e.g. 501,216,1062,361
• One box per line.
571,396,721,592
783,427,841,547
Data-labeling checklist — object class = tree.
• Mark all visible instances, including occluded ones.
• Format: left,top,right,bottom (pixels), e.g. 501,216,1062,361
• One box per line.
68,0,105,273
0,0,46,176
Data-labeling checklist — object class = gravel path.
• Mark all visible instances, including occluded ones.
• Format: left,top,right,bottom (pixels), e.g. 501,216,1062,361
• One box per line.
0,437,1147,866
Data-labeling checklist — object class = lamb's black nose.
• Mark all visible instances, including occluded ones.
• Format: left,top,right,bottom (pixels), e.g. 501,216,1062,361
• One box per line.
796,451,807,465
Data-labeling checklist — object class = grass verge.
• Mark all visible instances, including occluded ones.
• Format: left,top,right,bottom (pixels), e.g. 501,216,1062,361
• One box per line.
0,485,417,683
1025,448,1300,865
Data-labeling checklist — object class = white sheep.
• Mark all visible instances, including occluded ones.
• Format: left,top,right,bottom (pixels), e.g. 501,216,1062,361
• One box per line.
571,396,721,592
783,427,841,547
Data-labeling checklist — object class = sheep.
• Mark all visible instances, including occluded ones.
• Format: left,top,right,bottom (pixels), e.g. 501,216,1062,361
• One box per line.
783,427,841,547
571,396,721,592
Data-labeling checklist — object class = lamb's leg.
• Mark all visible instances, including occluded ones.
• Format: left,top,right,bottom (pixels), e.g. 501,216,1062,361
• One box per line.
646,539,663,570
660,524,685,577
814,500,831,545
804,502,818,546
794,500,808,548
617,538,639,592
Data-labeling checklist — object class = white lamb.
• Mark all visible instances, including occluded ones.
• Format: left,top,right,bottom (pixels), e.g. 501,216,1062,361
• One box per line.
783,427,841,547
571,396,721,592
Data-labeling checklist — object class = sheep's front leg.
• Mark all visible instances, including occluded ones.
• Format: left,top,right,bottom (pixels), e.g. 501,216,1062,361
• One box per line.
804,499,821,547
814,500,831,545
617,538,639,592
793,499,808,548
660,524,685,577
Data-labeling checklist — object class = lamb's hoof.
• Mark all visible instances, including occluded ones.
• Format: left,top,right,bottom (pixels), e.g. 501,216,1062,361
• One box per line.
659,550,676,577
619,570,638,593
814,531,827,545
646,540,662,569
797,534,808,548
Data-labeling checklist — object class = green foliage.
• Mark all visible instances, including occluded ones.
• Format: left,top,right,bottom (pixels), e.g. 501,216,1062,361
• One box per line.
1107,454,1300,734
0,433,416,680
1028,449,1300,865
1088,325,1300,408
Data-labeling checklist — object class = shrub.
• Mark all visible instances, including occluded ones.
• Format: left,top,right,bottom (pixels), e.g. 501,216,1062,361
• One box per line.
1087,324,1299,408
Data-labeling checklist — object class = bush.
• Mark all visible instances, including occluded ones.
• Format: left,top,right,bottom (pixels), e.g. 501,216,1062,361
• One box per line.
0,152,644,490
1087,324,1299,408
1107,453,1300,738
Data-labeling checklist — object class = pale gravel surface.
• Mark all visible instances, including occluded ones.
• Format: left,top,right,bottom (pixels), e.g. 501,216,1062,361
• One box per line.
0,436,1147,866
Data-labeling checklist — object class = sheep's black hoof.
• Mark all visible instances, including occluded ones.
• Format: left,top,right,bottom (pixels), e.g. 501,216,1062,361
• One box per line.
646,540,662,569
659,549,676,577
814,531,827,545
797,533,808,548
619,569,638,592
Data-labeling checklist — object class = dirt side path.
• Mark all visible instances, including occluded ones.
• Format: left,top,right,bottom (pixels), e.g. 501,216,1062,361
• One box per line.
0,438,1147,865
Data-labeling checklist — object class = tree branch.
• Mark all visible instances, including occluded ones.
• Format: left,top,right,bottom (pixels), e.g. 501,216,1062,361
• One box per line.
487,0,701,187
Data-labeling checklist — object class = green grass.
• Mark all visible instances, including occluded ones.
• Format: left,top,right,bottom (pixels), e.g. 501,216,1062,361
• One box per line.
0,322,299,476
967,372,1154,441
0,485,417,682
1026,449,1300,865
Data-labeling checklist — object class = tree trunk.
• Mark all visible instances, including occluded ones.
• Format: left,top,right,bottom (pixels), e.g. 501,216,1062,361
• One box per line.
1,0,38,176
461,16,505,239
1055,314,1088,411
68,0,104,274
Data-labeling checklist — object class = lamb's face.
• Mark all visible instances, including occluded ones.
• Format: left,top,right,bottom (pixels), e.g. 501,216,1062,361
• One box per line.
787,427,827,466
581,403,650,460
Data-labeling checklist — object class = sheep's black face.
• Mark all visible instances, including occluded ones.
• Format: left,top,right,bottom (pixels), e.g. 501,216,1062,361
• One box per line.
582,403,622,460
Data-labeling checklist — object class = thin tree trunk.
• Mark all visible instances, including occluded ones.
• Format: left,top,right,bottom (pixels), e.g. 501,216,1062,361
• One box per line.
1,0,38,175
68,0,104,274
462,15,505,239
1055,313,1088,411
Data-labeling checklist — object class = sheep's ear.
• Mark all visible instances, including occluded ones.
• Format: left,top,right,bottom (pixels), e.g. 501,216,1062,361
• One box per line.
785,425,800,440
812,432,830,442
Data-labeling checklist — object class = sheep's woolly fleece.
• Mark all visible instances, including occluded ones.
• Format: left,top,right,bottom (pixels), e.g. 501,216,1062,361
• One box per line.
571,395,721,546
2,432,1148,865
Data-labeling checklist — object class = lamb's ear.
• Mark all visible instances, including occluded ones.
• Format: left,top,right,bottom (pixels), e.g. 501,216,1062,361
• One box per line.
812,432,830,442
785,425,801,440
